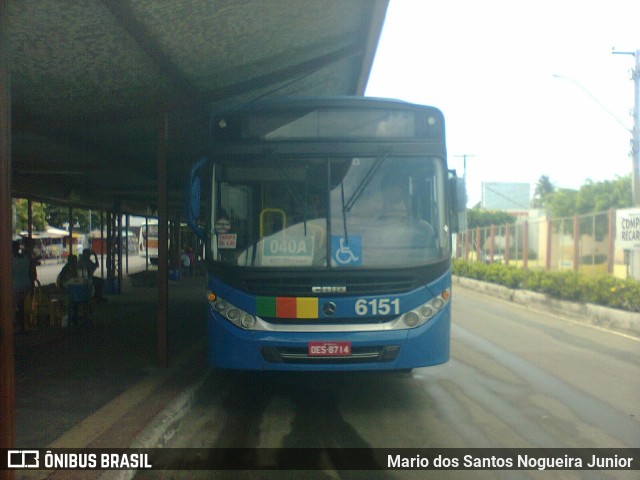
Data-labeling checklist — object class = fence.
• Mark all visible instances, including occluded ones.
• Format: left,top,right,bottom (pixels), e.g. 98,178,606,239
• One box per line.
454,209,634,279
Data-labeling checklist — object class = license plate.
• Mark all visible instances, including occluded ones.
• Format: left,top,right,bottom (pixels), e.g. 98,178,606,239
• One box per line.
308,341,352,357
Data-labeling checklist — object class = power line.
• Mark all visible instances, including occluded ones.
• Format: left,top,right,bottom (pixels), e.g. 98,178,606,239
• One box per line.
453,154,475,179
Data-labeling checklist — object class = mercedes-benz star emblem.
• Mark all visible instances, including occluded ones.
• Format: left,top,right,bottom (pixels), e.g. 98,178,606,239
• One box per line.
322,302,337,316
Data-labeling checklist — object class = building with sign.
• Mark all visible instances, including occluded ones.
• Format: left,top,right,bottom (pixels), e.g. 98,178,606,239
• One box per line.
481,182,531,213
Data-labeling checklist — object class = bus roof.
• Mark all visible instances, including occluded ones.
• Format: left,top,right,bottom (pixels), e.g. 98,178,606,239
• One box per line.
212,96,445,144
216,96,443,116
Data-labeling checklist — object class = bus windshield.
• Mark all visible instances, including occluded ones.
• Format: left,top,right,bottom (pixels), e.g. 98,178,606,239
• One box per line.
210,156,449,268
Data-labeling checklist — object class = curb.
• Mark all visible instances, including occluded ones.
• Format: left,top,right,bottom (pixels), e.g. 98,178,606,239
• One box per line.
97,367,213,480
129,368,212,450
16,344,212,480
453,275,640,337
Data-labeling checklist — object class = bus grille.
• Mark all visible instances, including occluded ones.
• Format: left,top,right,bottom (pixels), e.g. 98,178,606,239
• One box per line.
261,345,400,364
242,276,419,296
209,261,449,297
260,316,391,326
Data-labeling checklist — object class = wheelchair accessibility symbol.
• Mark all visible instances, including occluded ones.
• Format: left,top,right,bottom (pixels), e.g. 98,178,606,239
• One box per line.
331,235,362,266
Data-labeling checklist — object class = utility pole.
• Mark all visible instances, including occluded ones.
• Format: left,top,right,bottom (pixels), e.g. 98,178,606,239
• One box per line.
454,154,475,180
613,49,640,206
613,49,640,280
633,50,639,206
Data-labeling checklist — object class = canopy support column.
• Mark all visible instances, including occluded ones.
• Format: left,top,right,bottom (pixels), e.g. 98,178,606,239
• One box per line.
106,211,113,289
27,199,32,237
157,113,169,368
0,0,16,469
68,206,73,256
116,203,122,294
100,211,104,277
125,214,130,274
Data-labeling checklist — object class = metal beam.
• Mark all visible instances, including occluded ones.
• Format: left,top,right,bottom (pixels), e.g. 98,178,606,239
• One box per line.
184,42,366,105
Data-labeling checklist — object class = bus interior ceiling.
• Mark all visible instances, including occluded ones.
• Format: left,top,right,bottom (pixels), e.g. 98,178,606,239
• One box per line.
0,0,389,452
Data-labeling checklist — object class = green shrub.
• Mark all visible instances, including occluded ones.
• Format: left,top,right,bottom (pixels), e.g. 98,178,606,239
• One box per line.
452,259,640,312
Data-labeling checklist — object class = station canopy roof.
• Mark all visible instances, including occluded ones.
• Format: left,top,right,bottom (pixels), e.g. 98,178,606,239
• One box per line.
8,0,388,215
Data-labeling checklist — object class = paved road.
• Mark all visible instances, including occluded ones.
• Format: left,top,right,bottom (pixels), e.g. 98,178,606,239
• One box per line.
136,287,640,479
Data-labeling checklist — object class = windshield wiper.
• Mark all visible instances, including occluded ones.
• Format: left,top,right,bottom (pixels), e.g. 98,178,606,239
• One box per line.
338,156,385,246
342,157,383,213
340,180,349,244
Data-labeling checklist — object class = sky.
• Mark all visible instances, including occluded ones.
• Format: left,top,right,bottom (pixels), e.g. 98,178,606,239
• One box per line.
365,0,640,207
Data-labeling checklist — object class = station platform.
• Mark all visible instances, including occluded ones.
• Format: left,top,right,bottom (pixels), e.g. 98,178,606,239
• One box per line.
13,264,211,478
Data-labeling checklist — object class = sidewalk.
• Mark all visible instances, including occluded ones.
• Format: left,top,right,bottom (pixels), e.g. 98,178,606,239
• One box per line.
453,275,640,337
13,266,211,468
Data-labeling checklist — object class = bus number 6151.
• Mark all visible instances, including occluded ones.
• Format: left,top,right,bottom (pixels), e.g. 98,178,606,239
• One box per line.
355,298,400,316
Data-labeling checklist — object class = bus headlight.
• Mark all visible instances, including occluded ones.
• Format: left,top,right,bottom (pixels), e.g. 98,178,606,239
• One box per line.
402,312,420,327
240,313,256,329
208,292,256,330
432,298,445,310
214,300,228,314
402,289,450,329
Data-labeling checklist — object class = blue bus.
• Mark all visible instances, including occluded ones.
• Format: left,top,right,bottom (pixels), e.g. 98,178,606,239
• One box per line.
185,97,466,371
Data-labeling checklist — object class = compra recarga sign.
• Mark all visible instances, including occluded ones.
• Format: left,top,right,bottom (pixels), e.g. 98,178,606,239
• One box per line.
616,208,640,249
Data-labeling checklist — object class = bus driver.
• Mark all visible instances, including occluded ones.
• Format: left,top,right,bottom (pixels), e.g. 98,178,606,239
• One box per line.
379,173,411,221
376,172,437,263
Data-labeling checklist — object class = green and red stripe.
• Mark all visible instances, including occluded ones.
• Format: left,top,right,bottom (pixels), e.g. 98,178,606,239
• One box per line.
256,296,319,319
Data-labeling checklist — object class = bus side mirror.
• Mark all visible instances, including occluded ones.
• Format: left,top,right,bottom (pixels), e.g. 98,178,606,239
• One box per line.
185,157,208,242
449,176,467,233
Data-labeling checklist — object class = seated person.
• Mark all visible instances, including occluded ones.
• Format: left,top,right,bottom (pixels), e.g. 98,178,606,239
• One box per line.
378,173,436,237
79,249,105,302
373,174,437,264
57,255,90,327
379,174,411,221
57,254,79,289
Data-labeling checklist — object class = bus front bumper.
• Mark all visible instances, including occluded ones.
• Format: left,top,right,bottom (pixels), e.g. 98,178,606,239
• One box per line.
206,308,450,371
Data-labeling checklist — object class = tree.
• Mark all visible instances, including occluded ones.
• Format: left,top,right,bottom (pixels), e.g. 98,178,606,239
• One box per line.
44,205,98,231
532,175,555,208
44,204,67,229
14,199,47,232
14,199,102,234
542,175,632,218
543,188,579,218
575,176,632,213
467,208,516,228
